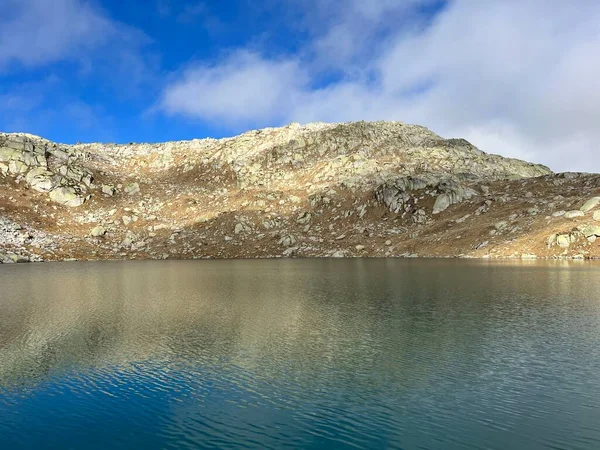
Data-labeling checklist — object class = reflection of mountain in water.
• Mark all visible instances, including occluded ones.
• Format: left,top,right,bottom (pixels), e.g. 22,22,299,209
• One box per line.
1,259,599,394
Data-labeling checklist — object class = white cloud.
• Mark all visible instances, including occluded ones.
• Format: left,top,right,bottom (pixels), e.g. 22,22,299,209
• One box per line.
161,0,600,172
0,0,150,74
160,51,308,126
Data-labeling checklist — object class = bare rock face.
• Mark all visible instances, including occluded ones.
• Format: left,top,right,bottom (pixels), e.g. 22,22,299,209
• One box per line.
0,134,93,207
1,120,599,262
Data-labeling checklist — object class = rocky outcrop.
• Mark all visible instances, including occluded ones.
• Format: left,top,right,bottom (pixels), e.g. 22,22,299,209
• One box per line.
375,176,479,217
1,121,599,262
0,134,93,207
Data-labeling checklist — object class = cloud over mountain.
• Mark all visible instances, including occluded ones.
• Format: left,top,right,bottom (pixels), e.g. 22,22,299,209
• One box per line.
160,0,600,172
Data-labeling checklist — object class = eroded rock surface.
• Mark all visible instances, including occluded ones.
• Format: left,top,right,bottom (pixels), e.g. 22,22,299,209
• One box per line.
1,121,599,262
0,134,92,207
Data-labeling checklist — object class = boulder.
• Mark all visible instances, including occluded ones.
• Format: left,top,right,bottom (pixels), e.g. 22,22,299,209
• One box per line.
0,253,14,264
581,197,600,213
8,160,28,174
376,176,477,215
296,212,311,224
577,224,600,238
494,221,509,231
432,181,478,214
124,182,140,195
279,235,297,246
594,211,600,221
49,186,87,207
565,210,585,219
25,167,55,192
90,226,106,237
101,184,116,196
234,222,251,234
0,253,29,263
556,234,574,248
432,194,452,215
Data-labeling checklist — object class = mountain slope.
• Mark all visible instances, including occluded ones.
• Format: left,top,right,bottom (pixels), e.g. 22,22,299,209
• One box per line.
1,121,599,263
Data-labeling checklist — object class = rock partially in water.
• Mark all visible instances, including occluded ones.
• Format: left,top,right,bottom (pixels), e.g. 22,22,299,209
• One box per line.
0,252,29,264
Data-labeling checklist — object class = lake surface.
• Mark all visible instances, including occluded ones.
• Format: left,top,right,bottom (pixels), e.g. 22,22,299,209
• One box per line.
1,259,599,449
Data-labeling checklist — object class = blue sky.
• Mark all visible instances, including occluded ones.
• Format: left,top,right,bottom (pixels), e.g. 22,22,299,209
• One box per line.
1,0,600,172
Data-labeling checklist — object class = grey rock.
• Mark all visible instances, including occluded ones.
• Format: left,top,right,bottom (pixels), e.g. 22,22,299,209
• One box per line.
282,247,298,257
577,224,600,238
475,241,489,250
0,147,21,162
296,212,311,224
102,184,116,196
521,254,538,259
8,160,28,174
278,235,297,247
494,221,509,231
49,186,87,207
432,194,452,214
90,226,106,237
565,210,585,219
0,253,29,264
25,167,55,192
557,235,572,248
124,182,140,195
234,222,251,234
581,197,600,213
376,176,477,215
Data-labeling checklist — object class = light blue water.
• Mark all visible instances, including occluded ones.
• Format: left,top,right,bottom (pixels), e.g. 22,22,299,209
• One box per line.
0,259,599,449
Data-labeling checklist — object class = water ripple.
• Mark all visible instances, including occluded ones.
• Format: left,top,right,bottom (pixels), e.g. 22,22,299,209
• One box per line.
0,259,599,449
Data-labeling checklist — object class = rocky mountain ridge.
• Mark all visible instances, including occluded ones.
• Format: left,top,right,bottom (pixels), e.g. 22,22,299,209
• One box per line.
1,121,599,263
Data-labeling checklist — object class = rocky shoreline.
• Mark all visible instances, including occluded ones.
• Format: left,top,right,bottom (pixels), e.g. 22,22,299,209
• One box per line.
1,121,599,263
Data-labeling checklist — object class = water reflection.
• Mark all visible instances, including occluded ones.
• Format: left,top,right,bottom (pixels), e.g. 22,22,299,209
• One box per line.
0,259,599,449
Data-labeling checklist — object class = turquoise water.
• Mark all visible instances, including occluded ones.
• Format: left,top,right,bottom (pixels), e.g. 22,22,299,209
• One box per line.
1,259,599,449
